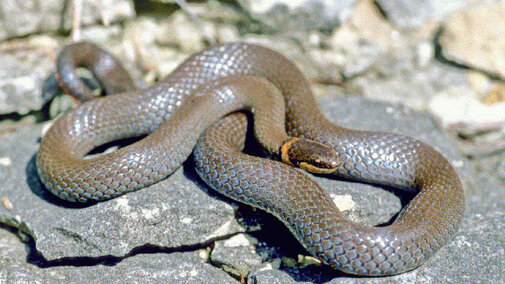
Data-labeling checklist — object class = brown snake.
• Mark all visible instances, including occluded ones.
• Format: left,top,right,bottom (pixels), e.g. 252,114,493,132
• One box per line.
37,41,465,276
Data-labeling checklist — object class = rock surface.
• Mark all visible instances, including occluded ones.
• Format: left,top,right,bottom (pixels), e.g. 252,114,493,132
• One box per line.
236,0,357,31
0,226,237,283
0,0,135,41
0,0,504,282
0,124,245,261
1,95,488,282
0,52,44,115
210,233,263,278
352,60,469,110
375,0,433,28
429,86,505,127
322,0,471,110
375,0,468,28
0,36,63,115
439,3,505,79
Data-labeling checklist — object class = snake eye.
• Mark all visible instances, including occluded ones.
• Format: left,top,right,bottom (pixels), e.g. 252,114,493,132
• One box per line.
281,138,341,174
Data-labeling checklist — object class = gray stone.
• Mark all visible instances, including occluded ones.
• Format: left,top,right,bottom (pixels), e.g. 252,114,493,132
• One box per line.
375,0,469,28
0,125,245,261
186,0,245,25
0,36,65,115
352,59,469,110
157,12,212,53
243,35,337,84
80,24,124,44
122,16,200,79
0,227,238,283
249,269,303,283
439,3,505,80
427,85,505,129
0,0,135,41
375,0,433,28
498,155,505,181
431,0,468,19
305,35,379,82
323,0,471,109
0,52,44,115
236,0,357,32
1,94,500,283
210,233,263,278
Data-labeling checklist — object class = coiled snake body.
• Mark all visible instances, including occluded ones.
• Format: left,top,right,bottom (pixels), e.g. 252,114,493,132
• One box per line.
37,42,464,276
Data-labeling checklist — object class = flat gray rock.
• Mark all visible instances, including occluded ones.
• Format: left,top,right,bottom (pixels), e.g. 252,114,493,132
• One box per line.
1,95,493,283
375,0,433,28
375,0,469,28
0,227,237,283
237,0,357,32
352,59,469,110
0,125,245,261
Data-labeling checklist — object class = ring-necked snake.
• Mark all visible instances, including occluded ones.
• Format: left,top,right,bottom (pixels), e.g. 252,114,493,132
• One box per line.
36,41,465,276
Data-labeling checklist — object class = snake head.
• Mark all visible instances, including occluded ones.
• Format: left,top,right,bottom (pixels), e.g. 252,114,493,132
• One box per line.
281,138,341,174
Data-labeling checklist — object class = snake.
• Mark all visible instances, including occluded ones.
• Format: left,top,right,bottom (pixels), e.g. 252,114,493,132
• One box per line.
36,41,465,276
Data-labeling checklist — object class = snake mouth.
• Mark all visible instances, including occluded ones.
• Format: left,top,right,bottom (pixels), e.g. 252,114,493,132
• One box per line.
298,161,338,174
281,137,341,174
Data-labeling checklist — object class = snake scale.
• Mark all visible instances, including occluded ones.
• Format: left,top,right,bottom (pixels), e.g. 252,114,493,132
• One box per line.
37,41,464,276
